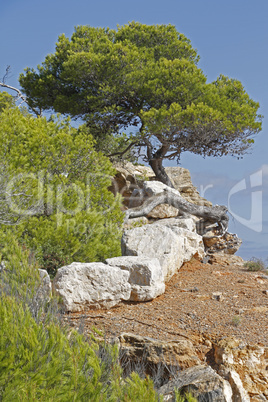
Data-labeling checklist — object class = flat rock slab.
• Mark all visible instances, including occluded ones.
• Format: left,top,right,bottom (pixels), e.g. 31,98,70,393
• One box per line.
106,256,165,301
53,262,131,312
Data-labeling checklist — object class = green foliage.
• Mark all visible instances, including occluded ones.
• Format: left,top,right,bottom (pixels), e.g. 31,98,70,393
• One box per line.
0,231,40,301
0,235,163,401
121,372,159,401
244,257,267,272
174,389,197,401
19,22,262,167
0,241,112,401
0,103,123,275
0,91,15,112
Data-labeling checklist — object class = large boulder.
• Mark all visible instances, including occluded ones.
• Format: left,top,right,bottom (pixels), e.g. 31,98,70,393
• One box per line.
106,256,165,301
122,218,204,281
53,262,131,312
158,365,233,401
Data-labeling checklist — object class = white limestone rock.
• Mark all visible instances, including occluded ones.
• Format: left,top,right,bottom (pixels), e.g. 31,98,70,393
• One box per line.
143,180,181,197
53,262,131,312
106,256,165,301
122,219,204,281
154,217,196,232
228,370,250,402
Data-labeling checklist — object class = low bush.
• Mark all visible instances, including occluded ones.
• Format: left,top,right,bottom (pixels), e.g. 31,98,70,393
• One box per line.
244,257,267,272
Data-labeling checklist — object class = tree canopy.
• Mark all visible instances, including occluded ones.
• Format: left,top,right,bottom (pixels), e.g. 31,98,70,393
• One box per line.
19,22,262,185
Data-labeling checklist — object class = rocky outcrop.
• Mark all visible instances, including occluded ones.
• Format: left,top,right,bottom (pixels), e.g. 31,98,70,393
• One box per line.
115,333,201,384
111,162,212,212
214,337,268,401
204,232,242,255
115,333,233,401
53,262,131,311
122,218,204,281
158,365,233,401
109,161,154,207
106,256,165,301
197,220,242,255
165,166,212,207
114,332,267,400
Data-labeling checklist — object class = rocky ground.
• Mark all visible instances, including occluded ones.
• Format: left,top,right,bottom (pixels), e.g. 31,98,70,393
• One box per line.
66,254,268,348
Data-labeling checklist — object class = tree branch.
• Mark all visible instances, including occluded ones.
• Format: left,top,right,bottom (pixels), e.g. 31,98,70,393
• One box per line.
108,141,142,158
0,82,27,103
0,69,41,116
125,188,229,234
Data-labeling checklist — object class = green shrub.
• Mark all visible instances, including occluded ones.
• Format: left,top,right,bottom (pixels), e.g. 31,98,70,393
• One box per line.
0,104,123,276
0,235,164,401
244,257,267,272
175,389,198,401
0,232,40,302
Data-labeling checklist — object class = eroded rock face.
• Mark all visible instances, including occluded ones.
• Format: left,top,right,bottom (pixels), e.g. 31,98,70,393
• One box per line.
165,166,213,207
207,254,245,266
204,232,242,255
158,365,233,402
115,333,201,387
114,333,267,401
53,262,131,312
111,162,212,212
121,218,204,281
196,220,242,255
106,256,165,301
214,337,268,400
109,162,155,207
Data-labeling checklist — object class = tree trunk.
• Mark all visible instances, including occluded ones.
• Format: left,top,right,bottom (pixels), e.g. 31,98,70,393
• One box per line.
125,189,229,234
148,145,174,188
149,158,174,188
130,141,229,234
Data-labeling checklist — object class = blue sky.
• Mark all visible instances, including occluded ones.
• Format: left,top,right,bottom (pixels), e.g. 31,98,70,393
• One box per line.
0,0,267,260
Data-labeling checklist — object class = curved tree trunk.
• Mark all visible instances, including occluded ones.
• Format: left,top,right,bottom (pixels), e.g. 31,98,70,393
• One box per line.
125,189,229,234
147,144,174,188
129,140,229,234
149,158,174,188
